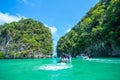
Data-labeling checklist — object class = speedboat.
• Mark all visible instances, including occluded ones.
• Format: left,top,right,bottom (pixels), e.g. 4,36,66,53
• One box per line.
83,55,89,60
59,54,71,63
81,54,89,60
60,58,71,63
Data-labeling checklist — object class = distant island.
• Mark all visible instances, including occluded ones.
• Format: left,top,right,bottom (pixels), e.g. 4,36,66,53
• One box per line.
0,18,53,59
57,0,120,57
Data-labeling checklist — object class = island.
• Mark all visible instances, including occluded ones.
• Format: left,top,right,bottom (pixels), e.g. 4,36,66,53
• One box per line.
0,18,53,59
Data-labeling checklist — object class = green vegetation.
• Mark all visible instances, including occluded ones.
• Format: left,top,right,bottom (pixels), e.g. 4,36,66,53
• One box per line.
57,0,120,57
0,52,5,59
0,18,53,58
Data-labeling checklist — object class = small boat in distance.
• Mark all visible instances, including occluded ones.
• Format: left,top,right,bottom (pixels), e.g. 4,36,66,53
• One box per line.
59,53,71,63
81,53,89,60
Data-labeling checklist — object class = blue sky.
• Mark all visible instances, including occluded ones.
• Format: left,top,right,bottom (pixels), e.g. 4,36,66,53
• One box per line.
0,0,99,55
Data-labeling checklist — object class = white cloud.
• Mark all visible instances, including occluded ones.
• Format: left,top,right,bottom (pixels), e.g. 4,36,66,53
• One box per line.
0,12,25,25
49,27,57,34
45,24,57,34
67,28,71,32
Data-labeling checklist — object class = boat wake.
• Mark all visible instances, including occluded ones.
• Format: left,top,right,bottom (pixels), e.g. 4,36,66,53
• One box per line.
87,58,120,63
39,63,72,71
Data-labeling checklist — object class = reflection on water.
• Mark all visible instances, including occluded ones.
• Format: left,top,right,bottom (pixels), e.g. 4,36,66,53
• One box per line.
39,63,72,71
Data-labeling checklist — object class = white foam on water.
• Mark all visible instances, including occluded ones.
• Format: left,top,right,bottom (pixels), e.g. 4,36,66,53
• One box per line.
87,58,120,63
39,63,72,71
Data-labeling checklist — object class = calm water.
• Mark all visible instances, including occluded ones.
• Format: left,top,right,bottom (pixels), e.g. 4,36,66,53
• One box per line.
0,58,120,80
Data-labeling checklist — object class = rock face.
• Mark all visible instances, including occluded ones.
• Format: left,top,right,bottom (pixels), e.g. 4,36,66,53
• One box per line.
0,18,53,59
57,0,120,57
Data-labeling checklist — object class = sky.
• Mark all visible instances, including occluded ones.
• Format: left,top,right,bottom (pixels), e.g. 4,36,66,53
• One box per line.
0,0,99,55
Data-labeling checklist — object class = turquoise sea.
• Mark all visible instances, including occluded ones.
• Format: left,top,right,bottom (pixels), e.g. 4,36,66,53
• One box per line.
0,58,120,80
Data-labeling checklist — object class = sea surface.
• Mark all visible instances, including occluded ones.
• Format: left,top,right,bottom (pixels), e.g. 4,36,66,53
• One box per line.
0,58,120,80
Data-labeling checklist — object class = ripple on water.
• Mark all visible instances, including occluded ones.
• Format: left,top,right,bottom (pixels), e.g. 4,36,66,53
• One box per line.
38,63,72,71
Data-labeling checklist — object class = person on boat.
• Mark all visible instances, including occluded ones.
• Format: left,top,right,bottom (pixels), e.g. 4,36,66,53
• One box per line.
60,53,71,63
